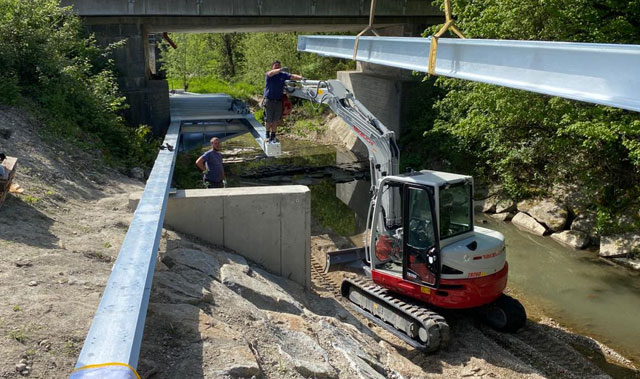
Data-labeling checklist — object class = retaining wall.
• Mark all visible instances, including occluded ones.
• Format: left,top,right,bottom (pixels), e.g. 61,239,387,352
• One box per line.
129,186,311,288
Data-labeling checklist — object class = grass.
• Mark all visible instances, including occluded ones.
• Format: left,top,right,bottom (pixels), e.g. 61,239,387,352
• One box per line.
168,77,260,101
310,179,357,236
9,328,28,344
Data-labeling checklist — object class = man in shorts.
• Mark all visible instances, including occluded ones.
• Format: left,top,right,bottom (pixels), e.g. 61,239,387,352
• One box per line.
263,60,303,143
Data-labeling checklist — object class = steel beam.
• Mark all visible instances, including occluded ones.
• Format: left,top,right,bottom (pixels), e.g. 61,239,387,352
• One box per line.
71,120,179,379
297,35,640,112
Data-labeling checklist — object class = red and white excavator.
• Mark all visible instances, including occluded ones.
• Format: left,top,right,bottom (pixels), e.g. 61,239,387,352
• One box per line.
285,79,523,352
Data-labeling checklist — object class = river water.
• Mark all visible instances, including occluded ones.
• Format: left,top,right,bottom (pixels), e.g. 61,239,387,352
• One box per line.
479,214,640,364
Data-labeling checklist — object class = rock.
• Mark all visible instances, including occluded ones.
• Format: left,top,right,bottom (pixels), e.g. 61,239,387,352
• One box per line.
318,321,386,379
483,196,499,213
220,262,303,315
600,233,640,258
516,199,538,213
152,269,214,304
512,212,547,236
276,328,336,378
550,230,590,249
147,303,261,378
16,363,26,371
57,241,65,249
495,199,516,214
490,212,514,222
571,212,599,243
130,167,145,180
15,259,32,267
613,258,640,271
161,248,221,281
27,281,37,286
527,199,568,232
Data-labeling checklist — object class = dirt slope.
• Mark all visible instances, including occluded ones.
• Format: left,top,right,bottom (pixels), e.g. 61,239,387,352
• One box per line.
0,106,638,379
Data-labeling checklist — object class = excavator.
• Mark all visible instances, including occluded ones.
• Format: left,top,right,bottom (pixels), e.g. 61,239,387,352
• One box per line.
285,79,524,352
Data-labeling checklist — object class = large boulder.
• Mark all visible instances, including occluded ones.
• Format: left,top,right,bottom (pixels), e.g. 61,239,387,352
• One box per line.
490,212,514,222
527,199,569,232
599,233,640,258
479,196,499,213
570,212,598,243
495,199,516,214
551,230,590,249
512,212,547,236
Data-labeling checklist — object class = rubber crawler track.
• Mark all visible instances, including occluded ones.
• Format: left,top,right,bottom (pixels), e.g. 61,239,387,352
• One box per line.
342,277,450,352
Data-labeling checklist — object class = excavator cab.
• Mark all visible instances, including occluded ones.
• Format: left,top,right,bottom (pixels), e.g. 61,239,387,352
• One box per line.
370,177,444,289
369,171,478,293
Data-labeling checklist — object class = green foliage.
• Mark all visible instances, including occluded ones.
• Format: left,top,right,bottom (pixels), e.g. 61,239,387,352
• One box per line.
160,34,217,90
161,32,355,90
240,33,355,87
311,179,356,236
0,0,154,167
168,77,259,100
411,0,640,230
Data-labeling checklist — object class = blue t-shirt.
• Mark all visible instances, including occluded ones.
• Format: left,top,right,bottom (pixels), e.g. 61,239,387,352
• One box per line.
264,72,291,100
200,149,224,182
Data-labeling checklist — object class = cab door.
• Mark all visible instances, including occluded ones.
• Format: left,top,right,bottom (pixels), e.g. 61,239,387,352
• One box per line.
402,185,441,288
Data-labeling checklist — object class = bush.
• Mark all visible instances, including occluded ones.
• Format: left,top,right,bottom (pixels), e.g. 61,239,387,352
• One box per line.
0,0,155,167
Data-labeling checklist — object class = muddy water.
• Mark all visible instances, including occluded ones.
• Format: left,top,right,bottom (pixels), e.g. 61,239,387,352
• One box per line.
479,214,640,363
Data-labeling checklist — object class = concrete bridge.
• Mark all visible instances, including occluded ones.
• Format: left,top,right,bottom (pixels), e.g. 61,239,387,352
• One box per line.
61,0,442,135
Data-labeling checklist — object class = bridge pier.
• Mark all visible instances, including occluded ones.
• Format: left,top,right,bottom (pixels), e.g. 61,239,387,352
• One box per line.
87,22,170,135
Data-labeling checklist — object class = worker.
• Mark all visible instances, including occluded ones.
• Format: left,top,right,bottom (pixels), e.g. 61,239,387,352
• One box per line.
263,60,303,143
195,137,225,188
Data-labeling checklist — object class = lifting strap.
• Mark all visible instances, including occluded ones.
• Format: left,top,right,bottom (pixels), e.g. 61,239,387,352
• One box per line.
427,0,466,75
352,0,380,60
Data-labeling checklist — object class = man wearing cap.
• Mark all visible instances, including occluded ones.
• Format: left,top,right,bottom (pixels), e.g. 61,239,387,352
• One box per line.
264,60,303,143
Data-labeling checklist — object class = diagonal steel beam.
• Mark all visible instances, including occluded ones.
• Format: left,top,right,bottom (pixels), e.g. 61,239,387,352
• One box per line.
297,35,640,112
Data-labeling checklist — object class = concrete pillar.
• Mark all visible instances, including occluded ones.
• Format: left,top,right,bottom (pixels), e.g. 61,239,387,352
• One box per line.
87,23,170,136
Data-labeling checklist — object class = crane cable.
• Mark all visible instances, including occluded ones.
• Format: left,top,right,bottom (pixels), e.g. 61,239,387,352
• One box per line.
427,0,466,76
352,0,380,60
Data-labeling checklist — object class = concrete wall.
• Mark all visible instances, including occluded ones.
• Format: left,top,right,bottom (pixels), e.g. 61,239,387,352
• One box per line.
87,24,170,135
130,186,311,288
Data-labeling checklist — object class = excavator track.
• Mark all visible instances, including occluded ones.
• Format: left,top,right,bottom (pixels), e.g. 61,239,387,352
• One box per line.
341,277,450,352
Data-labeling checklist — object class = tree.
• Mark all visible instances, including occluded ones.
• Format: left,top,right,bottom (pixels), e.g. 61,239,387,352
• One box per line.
160,33,216,90
416,0,640,228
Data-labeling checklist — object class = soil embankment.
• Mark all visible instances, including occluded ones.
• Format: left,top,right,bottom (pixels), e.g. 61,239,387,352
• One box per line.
0,107,638,378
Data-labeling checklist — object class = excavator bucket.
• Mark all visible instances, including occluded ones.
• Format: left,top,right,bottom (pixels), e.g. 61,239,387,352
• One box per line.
325,247,366,273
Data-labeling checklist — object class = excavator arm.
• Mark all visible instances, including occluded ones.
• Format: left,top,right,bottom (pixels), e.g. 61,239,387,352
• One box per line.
285,80,400,187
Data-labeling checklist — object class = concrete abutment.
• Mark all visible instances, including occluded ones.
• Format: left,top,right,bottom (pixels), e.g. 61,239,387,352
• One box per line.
129,186,311,289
